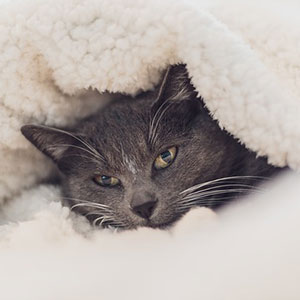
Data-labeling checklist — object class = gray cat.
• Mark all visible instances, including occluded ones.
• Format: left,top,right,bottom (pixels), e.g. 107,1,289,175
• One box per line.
21,65,281,229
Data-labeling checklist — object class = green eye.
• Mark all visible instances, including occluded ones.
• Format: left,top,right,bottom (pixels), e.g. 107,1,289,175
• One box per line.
94,175,120,187
154,147,177,170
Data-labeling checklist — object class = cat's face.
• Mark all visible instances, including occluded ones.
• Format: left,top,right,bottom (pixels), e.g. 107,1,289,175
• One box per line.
21,65,277,229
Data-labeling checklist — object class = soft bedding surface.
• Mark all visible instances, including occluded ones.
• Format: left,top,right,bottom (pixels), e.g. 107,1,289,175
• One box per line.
0,0,300,299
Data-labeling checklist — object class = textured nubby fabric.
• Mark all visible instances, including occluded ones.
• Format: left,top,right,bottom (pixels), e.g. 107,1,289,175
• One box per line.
0,0,300,299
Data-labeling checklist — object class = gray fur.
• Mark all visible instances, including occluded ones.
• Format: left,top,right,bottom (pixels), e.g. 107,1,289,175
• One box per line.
21,64,282,230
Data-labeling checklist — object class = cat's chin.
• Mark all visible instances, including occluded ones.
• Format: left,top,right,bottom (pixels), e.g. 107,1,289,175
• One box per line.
121,208,216,231
146,221,175,230
139,214,186,230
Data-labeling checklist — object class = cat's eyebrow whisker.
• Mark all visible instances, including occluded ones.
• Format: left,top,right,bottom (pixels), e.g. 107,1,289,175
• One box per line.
38,125,105,161
47,144,103,163
179,175,267,195
149,100,169,143
48,144,95,157
60,153,101,166
149,101,173,146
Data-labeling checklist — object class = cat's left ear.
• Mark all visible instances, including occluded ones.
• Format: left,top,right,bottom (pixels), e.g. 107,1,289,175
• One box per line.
21,124,77,163
152,64,197,110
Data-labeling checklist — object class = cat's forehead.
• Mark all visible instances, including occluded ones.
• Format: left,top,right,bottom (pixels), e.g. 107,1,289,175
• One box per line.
94,99,149,145
79,98,151,172
75,94,196,174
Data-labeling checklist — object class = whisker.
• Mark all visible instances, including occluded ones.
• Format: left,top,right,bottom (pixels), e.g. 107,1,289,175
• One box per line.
150,102,173,146
180,188,257,203
181,185,262,200
180,194,241,205
37,125,105,161
176,196,235,211
178,183,263,201
59,153,100,164
175,176,265,212
149,101,167,144
84,211,110,217
47,144,100,161
70,203,113,211
94,217,126,229
179,176,267,195
177,198,230,208
62,197,126,228
63,197,110,206
93,215,115,227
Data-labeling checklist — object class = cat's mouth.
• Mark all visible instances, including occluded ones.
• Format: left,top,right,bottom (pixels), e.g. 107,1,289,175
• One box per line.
146,221,175,230
98,213,184,230
134,213,185,230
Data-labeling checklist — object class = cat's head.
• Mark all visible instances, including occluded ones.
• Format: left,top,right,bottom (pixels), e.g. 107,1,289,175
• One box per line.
21,64,274,229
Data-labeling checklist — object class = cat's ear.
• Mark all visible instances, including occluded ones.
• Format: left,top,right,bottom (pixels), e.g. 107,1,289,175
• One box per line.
21,125,77,162
152,64,197,110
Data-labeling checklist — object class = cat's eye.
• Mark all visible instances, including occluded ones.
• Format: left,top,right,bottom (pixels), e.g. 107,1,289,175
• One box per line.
93,175,120,187
154,147,177,170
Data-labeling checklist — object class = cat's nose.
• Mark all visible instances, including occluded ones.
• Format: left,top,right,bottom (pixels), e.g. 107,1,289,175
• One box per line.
130,192,158,219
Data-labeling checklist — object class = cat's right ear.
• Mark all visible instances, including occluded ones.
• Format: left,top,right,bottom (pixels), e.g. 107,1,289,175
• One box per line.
21,125,77,163
151,64,197,112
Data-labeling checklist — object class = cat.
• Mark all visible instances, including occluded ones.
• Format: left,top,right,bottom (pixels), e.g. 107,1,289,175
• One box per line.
21,64,282,229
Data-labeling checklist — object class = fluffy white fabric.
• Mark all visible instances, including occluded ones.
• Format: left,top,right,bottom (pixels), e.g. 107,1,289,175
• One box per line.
0,0,300,299
1,173,300,300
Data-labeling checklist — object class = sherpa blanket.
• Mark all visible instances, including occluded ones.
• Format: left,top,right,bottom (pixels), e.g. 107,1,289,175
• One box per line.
1,0,300,299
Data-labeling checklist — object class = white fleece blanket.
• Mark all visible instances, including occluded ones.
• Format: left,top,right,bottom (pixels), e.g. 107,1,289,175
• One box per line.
1,0,300,299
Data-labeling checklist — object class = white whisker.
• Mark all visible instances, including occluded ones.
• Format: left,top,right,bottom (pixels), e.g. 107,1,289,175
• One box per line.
70,203,112,212
63,197,110,207
37,125,105,161
48,144,102,164
180,188,256,203
178,183,262,202
176,196,235,211
149,101,173,145
175,175,266,212
180,176,266,195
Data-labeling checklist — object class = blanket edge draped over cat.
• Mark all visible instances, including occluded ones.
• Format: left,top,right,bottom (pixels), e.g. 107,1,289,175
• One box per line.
1,0,300,202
